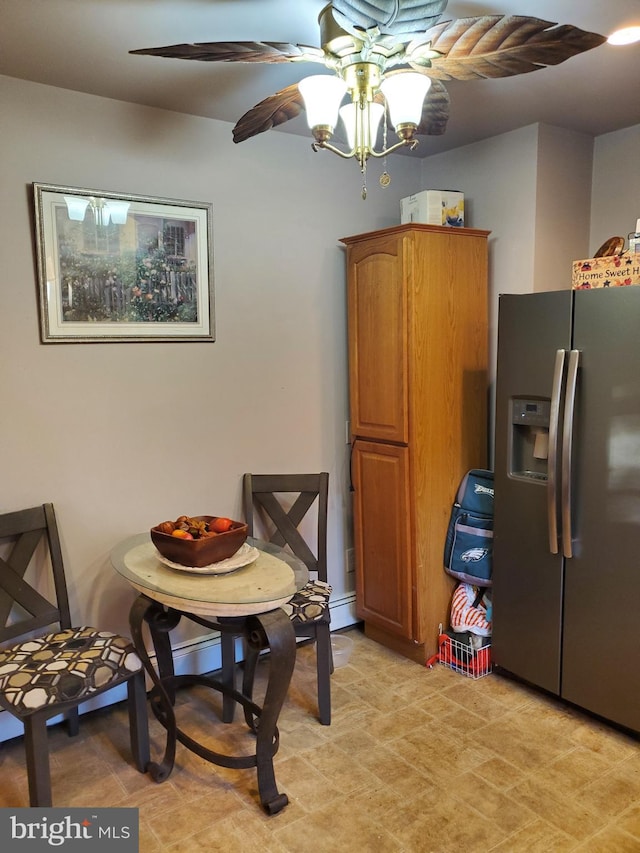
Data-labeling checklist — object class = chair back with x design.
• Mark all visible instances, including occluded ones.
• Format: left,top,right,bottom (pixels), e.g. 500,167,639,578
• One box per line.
243,473,328,584
0,504,70,642
0,504,149,806
235,473,332,725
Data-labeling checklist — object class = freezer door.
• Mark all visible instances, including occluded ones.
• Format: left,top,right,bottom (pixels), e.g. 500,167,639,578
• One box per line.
562,286,640,732
492,291,572,694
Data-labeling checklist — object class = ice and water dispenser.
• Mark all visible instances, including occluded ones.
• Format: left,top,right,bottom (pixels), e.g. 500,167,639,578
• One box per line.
509,398,551,481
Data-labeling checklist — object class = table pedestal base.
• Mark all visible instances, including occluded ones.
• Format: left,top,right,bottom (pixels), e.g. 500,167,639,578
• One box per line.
129,594,296,815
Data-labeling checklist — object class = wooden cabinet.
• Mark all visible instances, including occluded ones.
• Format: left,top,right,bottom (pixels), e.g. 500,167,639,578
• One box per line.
341,224,490,663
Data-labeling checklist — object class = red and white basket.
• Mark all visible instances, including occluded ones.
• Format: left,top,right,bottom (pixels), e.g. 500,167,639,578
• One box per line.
428,626,492,679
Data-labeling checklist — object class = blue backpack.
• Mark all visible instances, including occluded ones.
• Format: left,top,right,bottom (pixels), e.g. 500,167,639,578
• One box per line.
443,469,494,587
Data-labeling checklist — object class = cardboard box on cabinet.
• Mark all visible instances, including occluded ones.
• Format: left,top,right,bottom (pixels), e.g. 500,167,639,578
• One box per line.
400,190,464,227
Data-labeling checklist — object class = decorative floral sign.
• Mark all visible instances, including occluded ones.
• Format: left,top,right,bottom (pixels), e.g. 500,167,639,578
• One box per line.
572,253,640,290
33,183,214,342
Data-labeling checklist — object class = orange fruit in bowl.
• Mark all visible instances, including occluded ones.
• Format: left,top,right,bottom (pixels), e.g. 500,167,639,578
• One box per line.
210,517,233,533
171,529,193,540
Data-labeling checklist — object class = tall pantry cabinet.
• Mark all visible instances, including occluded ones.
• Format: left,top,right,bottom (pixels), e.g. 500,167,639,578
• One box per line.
340,224,490,663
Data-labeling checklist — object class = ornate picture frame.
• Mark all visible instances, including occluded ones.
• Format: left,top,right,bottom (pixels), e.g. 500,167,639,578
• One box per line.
33,183,214,343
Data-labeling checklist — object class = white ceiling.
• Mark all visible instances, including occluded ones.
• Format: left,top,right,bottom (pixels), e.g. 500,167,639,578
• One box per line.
1,0,639,156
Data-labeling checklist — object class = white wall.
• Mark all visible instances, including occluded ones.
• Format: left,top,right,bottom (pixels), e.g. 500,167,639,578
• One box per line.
533,124,594,291
590,124,640,253
419,125,539,374
0,74,421,652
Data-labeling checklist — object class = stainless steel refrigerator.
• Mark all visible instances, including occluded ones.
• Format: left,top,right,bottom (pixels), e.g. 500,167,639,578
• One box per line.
493,287,640,733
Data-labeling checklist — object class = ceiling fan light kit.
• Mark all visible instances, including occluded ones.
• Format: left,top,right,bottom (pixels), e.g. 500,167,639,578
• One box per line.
296,7,438,197
130,1,607,199
297,66,431,156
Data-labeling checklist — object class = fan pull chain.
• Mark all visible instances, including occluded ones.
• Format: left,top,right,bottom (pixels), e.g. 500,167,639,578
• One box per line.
380,101,391,188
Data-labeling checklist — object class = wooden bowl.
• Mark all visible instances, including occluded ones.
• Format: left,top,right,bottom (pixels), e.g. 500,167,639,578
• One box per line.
150,516,248,568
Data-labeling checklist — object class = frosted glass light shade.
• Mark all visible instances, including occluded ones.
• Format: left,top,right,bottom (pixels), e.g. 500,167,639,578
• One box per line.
63,196,90,221
105,201,130,225
380,73,431,127
608,26,640,45
298,75,347,129
339,102,384,150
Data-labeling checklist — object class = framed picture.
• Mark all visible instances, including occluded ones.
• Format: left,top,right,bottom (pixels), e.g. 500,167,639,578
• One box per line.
33,183,214,342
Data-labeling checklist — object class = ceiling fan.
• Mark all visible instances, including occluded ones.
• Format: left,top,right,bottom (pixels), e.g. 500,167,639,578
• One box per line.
131,1,606,194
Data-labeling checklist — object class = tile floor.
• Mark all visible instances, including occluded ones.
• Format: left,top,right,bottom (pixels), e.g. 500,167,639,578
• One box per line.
0,626,639,852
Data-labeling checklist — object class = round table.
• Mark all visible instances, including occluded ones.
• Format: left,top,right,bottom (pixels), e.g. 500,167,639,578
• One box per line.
110,533,308,815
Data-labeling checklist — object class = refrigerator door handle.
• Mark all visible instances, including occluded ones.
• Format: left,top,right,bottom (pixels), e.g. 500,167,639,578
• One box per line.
547,349,566,554
561,349,580,558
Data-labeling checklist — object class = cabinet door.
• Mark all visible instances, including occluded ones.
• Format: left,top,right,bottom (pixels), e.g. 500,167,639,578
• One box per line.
347,235,408,443
352,440,413,639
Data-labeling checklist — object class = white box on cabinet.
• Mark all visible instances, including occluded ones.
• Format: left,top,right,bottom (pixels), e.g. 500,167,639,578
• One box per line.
400,190,464,227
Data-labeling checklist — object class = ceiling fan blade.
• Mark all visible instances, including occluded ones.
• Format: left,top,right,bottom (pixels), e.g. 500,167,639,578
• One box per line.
233,84,305,143
130,41,324,64
331,0,448,36
409,16,606,81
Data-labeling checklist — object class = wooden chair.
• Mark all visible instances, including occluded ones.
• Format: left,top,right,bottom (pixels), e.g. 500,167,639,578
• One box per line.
0,504,149,806
222,473,332,725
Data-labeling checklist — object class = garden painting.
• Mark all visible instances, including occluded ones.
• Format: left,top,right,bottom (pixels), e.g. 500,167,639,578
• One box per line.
34,184,214,342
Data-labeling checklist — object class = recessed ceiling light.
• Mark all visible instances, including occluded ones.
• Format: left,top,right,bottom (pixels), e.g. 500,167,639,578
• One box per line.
608,26,640,45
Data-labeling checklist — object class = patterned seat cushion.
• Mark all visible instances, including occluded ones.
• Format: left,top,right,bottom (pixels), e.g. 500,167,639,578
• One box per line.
0,626,142,717
281,580,332,623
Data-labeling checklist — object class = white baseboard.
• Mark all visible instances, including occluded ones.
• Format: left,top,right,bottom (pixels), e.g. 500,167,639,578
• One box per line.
0,593,358,744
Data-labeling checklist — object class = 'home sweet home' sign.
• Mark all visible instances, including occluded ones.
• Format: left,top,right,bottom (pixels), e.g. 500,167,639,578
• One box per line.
572,253,640,289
